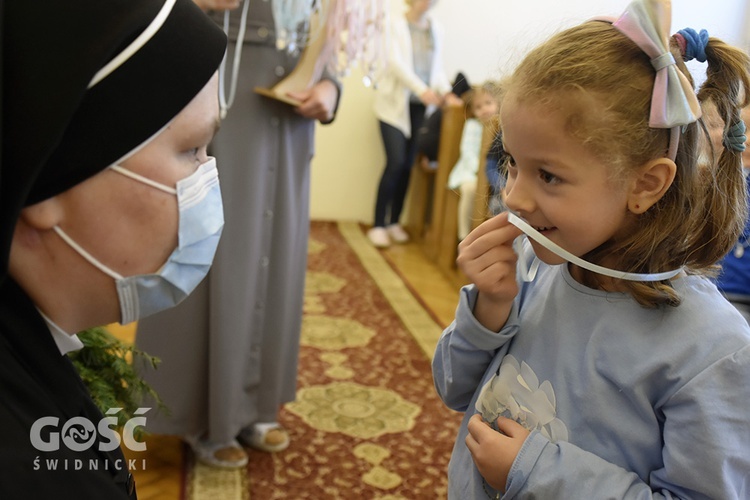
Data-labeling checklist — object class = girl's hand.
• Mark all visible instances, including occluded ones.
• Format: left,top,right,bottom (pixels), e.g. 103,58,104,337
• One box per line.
457,212,522,330
287,80,339,123
465,414,530,492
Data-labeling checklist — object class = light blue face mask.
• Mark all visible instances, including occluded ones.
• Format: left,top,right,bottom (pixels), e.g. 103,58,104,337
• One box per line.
54,157,224,324
507,212,682,283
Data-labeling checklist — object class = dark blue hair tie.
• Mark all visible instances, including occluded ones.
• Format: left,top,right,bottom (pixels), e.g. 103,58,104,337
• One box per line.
677,28,709,62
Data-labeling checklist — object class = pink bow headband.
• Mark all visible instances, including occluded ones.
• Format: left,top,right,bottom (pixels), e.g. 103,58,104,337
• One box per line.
596,0,702,160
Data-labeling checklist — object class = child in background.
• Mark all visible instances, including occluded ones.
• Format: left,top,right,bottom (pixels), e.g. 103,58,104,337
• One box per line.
484,131,508,216
697,95,750,323
447,81,502,240
715,103,750,322
432,1,750,498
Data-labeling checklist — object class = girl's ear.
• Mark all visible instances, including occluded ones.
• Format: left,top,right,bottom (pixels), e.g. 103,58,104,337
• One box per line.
627,158,677,214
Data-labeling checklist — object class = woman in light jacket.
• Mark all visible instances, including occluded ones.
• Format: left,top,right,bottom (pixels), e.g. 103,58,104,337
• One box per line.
369,0,451,248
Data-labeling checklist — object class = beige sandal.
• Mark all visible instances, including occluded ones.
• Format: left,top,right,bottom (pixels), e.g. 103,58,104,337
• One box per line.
186,436,248,469
237,422,290,453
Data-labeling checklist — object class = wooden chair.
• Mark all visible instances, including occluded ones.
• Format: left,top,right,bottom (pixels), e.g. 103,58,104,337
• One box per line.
404,153,434,245
433,119,499,288
404,107,466,246
422,106,466,261
435,184,461,277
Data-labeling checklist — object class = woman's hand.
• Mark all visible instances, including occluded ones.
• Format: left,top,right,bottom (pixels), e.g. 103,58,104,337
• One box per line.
287,80,339,123
443,92,464,108
465,414,530,492
419,88,442,107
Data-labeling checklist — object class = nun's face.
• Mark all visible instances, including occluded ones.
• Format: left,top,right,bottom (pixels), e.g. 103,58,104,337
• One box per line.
8,73,221,332
56,73,221,278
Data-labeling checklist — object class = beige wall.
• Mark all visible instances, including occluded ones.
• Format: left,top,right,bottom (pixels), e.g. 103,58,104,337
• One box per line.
310,67,384,222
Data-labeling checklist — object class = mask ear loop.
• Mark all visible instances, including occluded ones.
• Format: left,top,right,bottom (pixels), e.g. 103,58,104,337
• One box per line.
507,213,682,282
219,0,251,119
52,227,124,280
513,237,541,282
109,166,177,195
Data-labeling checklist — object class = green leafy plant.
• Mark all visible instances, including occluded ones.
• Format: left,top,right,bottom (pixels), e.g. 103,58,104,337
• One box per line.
68,326,167,437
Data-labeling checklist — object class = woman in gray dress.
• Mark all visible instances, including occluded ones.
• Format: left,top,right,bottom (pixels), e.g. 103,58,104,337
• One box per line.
136,0,341,468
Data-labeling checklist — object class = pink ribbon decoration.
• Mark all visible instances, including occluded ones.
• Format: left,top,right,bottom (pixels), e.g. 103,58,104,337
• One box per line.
612,0,701,128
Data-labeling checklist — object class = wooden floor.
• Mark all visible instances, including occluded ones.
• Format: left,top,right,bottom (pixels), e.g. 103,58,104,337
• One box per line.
380,236,464,329
116,229,463,500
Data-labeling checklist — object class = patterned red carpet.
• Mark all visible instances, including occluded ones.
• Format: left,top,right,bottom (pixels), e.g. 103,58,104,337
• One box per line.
240,221,463,498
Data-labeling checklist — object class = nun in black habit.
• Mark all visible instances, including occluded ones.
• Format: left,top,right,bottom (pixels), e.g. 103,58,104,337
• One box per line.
0,1,226,498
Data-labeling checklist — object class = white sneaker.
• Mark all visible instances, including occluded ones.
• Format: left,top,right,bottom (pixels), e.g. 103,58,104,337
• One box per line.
386,224,409,244
367,226,391,248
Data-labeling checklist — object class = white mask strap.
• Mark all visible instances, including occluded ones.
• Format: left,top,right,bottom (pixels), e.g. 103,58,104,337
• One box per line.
110,165,177,195
53,226,124,280
507,212,682,282
513,237,541,282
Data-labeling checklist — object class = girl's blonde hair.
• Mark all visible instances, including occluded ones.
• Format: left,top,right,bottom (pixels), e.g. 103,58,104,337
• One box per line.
506,21,750,307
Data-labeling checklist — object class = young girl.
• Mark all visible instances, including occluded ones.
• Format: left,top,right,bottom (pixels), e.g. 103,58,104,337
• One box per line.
432,0,750,498
447,81,502,240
